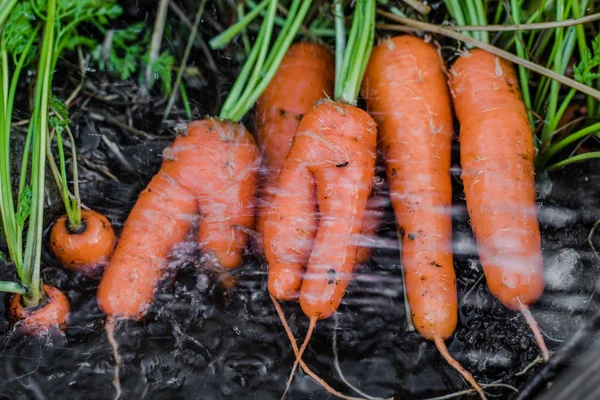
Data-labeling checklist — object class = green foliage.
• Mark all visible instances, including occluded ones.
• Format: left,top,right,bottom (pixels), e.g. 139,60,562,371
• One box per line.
1,2,38,64
574,35,600,83
15,186,31,228
49,95,70,133
90,23,149,81
143,51,175,96
89,21,176,97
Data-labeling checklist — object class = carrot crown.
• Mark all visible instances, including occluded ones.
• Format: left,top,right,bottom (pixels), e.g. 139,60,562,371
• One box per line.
215,0,313,122
334,0,376,106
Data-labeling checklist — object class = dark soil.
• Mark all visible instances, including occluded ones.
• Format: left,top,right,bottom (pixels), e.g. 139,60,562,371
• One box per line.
1,1,599,399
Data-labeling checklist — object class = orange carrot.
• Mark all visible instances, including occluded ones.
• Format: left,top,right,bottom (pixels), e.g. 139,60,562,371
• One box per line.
9,284,70,336
362,36,485,399
97,119,259,320
449,49,548,361
255,42,335,246
49,209,116,276
271,98,377,398
257,42,334,300
265,2,379,397
260,43,381,301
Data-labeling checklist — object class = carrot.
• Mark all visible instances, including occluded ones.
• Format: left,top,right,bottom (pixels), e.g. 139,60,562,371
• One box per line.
97,119,258,319
259,42,382,300
265,2,380,398
49,209,116,276
255,42,335,248
448,49,548,361
355,190,385,265
361,35,485,399
45,92,117,277
257,42,334,300
98,3,316,396
8,284,70,336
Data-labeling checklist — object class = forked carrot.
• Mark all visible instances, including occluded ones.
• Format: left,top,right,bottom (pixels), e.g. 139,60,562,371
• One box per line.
255,41,335,247
265,1,378,398
362,35,486,399
97,119,258,319
97,1,316,396
449,49,548,362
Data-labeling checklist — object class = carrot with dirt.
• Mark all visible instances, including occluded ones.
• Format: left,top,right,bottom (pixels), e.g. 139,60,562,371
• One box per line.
46,97,116,277
97,0,313,322
362,35,485,399
255,41,334,251
265,1,379,398
258,42,381,300
96,0,315,395
449,48,548,362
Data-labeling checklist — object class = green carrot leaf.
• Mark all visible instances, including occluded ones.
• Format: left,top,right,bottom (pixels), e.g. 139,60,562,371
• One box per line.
16,186,32,229
142,51,175,97
1,1,39,61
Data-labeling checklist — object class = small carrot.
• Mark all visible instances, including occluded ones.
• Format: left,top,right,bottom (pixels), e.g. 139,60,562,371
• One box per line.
265,1,379,398
49,209,116,276
97,119,259,320
449,49,548,361
9,284,70,336
362,35,485,399
44,94,117,277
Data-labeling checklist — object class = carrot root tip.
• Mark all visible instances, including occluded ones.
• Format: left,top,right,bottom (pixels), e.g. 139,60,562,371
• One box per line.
105,318,123,400
434,336,487,400
519,300,551,362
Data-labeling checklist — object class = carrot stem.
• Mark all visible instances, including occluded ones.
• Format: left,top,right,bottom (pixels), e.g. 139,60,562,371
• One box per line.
434,336,487,400
208,0,270,50
336,0,376,105
518,300,550,362
546,151,600,170
270,295,369,400
219,0,313,122
0,0,18,28
22,0,57,306
540,120,600,166
0,27,37,283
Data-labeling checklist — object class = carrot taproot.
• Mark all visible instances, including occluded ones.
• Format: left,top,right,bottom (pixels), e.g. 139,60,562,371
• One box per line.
448,49,548,361
9,284,70,336
362,35,485,399
97,119,259,320
49,209,116,277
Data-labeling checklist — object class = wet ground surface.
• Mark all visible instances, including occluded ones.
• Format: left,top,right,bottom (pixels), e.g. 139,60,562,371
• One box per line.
1,1,600,399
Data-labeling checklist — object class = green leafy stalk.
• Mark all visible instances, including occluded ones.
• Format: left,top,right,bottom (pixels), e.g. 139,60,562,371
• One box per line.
334,0,345,87
538,120,600,167
0,13,39,282
547,151,600,170
220,0,314,122
0,281,27,294
337,0,376,105
22,0,57,306
0,0,18,28
209,0,271,50
510,0,533,124
572,0,596,115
